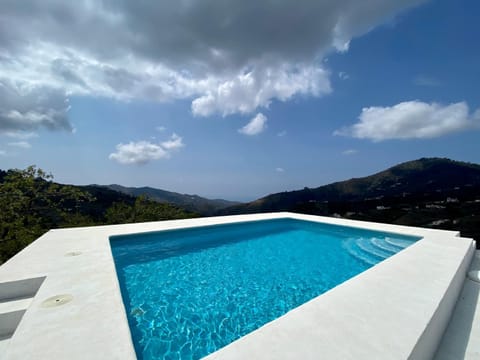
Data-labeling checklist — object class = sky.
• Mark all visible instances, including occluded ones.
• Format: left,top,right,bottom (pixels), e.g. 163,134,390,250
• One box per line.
0,0,479,201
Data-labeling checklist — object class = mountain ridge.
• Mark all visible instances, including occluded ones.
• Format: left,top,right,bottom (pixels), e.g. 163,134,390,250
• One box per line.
218,158,480,243
220,158,480,213
104,184,240,215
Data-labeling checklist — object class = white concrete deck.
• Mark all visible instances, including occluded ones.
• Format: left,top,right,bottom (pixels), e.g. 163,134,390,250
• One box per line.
434,250,480,359
0,212,475,360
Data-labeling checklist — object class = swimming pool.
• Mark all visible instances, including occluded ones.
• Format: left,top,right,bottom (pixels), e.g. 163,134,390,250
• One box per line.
110,218,421,360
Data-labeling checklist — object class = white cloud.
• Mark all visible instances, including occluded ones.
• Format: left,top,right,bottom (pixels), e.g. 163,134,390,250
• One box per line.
156,126,166,132
3,131,38,139
335,101,480,141
239,113,268,136
109,133,184,165
338,72,350,80
8,141,31,149
109,141,168,165
0,150,6,156
342,149,357,155
277,130,287,137
0,0,426,129
161,133,184,150
276,167,285,172
191,64,331,116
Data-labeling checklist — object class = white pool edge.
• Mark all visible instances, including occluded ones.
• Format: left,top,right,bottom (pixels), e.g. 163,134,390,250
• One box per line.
0,212,475,360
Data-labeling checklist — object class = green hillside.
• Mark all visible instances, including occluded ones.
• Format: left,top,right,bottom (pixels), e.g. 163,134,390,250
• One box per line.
0,166,197,263
106,184,239,215
219,158,480,243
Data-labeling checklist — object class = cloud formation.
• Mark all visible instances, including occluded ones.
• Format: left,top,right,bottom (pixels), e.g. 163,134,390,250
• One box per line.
239,113,267,136
8,141,31,149
0,0,426,132
3,131,38,139
109,133,184,165
335,101,480,141
160,133,184,150
0,80,71,133
192,64,331,116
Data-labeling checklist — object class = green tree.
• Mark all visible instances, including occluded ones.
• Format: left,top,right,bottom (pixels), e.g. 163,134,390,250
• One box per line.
105,195,197,224
0,166,94,263
105,201,135,224
0,166,197,264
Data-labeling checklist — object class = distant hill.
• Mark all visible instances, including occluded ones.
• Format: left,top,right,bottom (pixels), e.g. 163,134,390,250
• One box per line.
219,158,480,243
105,184,240,215
220,158,480,213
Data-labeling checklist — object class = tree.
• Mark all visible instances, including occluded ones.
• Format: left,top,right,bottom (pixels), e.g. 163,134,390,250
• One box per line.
105,201,134,224
105,195,196,224
0,166,94,263
0,166,197,264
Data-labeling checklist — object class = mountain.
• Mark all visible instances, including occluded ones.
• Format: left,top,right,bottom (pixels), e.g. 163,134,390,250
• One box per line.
219,158,480,243
220,158,480,213
105,184,240,216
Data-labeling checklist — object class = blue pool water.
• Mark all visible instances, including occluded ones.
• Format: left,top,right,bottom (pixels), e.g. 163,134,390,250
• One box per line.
110,218,421,360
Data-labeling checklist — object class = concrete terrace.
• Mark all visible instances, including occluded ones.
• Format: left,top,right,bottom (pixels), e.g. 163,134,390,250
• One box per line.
0,212,477,359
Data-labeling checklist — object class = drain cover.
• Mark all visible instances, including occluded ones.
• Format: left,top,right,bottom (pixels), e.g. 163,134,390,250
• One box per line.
467,270,480,283
65,251,82,257
41,294,73,307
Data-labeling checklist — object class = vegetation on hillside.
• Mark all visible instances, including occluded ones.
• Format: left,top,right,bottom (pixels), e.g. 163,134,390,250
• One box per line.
0,166,197,263
2,158,479,263
106,184,239,215
219,158,480,244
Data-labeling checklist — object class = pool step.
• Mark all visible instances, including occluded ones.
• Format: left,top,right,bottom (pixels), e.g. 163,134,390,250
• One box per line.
355,238,395,259
343,240,384,266
371,237,403,253
344,237,411,267
384,237,416,249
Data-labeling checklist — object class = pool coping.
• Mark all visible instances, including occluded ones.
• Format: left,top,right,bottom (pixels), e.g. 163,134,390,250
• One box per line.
0,212,475,359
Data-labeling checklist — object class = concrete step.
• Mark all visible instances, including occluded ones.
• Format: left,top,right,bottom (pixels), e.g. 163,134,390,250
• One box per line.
0,276,45,359
0,298,33,315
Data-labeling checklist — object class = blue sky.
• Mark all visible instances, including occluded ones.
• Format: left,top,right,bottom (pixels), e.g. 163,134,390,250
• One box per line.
0,0,479,201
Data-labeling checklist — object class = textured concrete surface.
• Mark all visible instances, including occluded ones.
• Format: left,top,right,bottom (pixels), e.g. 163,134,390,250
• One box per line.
0,213,475,360
434,251,480,360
